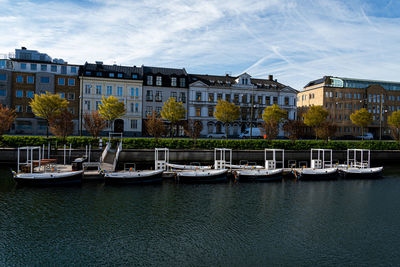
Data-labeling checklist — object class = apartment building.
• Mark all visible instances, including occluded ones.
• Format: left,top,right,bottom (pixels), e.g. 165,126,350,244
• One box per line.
79,62,143,137
0,59,13,107
188,73,298,137
142,66,188,136
10,47,80,135
297,76,400,138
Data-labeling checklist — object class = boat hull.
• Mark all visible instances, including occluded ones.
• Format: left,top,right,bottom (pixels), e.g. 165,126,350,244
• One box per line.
105,170,164,184
235,169,283,182
176,170,228,183
14,171,83,186
296,168,338,181
339,167,383,179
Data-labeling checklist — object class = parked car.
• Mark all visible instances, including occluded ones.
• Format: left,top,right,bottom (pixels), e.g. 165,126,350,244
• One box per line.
357,133,374,140
207,133,227,139
333,135,357,140
239,128,263,139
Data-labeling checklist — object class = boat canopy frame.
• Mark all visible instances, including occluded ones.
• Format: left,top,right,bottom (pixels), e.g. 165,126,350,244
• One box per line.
347,149,370,168
155,148,169,170
310,149,333,169
264,149,285,170
214,148,232,169
17,146,42,173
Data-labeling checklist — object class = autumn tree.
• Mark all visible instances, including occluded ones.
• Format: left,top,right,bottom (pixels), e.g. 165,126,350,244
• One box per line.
183,119,203,146
30,93,68,137
0,104,16,137
262,104,287,140
161,97,186,137
303,106,329,139
283,119,306,142
388,110,400,142
98,96,126,131
214,100,240,138
83,111,107,138
350,108,372,139
145,111,166,140
48,109,74,142
314,122,337,142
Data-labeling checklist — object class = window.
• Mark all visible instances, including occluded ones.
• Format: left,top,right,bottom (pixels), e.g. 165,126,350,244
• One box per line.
285,97,289,105
85,84,91,94
146,90,153,101
107,86,113,95
217,93,222,101
180,78,186,87
196,107,201,117
84,100,91,111
41,64,47,71
155,91,162,102
117,73,123,78
59,93,65,99
117,87,123,96
132,74,138,79
95,101,101,110
196,92,202,101
27,76,34,84
68,93,75,100
147,76,153,85
179,92,186,103
257,96,262,104
171,77,177,86
130,103,134,112
234,94,239,104
21,63,27,70
96,85,102,95
156,76,162,86
70,67,77,73
135,103,139,113
68,107,74,114
325,92,329,98
0,74,6,81
273,97,278,104
171,92,177,100
0,89,6,96
16,105,23,112
96,72,102,77
145,106,152,116
16,90,23,98
51,65,57,72
85,71,91,75
136,88,139,97
68,78,75,86
208,106,214,117
156,107,162,115
26,106,32,113
61,66,67,74
226,94,231,102
208,93,214,102
58,78,65,85
30,64,37,70
109,73,115,78
40,77,49,83
131,120,138,129
16,76,23,83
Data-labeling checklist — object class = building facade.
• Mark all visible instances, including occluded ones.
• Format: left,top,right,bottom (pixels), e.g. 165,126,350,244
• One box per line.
79,62,143,137
188,73,298,137
142,66,188,136
0,59,13,108
9,48,80,135
297,76,400,138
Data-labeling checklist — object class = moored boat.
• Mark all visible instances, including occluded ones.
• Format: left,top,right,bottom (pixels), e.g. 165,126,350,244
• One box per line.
166,163,211,170
234,168,283,182
338,149,384,179
13,170,83,186
227,164,264,170
339,166,383,179
295,167,338,180
176,169,228,183
104,169,164,184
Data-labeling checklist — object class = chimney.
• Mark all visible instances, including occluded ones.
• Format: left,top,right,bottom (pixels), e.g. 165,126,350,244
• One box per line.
21,47,27,50
268,74,273,81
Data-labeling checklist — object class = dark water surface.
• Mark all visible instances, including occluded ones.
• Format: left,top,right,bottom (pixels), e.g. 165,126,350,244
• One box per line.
1,167,400,266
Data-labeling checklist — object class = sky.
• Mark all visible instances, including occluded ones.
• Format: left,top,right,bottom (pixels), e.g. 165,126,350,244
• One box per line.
0,0,400,90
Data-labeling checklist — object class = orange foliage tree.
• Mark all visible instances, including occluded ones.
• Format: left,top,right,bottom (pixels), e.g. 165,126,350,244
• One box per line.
0,104,16,136
83,111,107,138
48,109,74,141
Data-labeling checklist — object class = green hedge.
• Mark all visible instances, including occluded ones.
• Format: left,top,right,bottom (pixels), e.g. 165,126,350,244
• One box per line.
1,135,400,150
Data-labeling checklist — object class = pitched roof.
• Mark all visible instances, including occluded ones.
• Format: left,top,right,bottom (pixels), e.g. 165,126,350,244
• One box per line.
304,77,327,88
142,65,187,76
81,62,142,78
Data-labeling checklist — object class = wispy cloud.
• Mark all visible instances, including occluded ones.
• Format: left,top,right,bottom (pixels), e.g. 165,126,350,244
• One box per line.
0,0,400,89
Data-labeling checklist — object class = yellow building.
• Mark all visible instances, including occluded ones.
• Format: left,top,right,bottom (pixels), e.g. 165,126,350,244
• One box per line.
297,76,400,139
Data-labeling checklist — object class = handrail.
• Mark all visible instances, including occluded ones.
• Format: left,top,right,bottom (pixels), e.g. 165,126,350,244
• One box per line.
112,142,123,171
100,142,111,163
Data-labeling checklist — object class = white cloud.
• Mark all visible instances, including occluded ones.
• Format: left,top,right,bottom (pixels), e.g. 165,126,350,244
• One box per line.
0,0,400,89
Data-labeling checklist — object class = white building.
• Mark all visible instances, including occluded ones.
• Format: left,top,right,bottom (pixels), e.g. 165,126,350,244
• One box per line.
79,62,143,137
188,73,298,137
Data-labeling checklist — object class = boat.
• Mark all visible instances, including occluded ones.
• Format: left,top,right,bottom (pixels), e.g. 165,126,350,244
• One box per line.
13,170,83,186
338,149,383,179
166,163,211,170
104,169,164,184
294,149,338,180
226,164,264,170
234,169,283,182
175,169,228,183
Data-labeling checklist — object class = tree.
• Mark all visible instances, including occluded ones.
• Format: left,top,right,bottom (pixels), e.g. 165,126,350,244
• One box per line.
183,119,203,146
214,100,240,138
98,96,126,131
350,108,372,139
388,110,400,142
48,109,74,142
30,93,68,137
161,97,186,137
262,104,287,140
283,119,306,142
0,104,16,136
303,106,329,139
145,111,166,140
83,111,107,138
314,121,337,142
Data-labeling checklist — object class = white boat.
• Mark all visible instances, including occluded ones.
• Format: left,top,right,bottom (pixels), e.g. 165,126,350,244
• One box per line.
338,149,383,179
13,170,83,185
339,166,383,179
176,169,228,183
166,163,211,170
234,169,283,182
295,167,338,180
226,164,264,170
104,169,164,184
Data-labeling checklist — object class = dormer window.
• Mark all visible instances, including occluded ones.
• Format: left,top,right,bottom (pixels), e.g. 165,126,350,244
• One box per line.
147,75,153,85
132,74,138,79
156,76,162,86
117,73,123,78
96,72,102,77
171,77,177,87
109,73,115,78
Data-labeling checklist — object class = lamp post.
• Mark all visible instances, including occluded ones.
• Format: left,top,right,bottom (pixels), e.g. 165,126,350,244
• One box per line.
250,89,255,139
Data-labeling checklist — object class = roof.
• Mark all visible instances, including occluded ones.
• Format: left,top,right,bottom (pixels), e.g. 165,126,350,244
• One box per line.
80,62,142,78
10,58,80,66
303,77,326,88
142,65,187,76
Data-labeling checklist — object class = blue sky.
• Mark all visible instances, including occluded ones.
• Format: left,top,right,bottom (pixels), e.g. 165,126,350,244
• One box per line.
1,0,400,90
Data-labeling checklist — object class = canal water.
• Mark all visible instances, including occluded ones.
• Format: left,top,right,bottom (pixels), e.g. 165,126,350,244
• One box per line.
1,167,400,266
